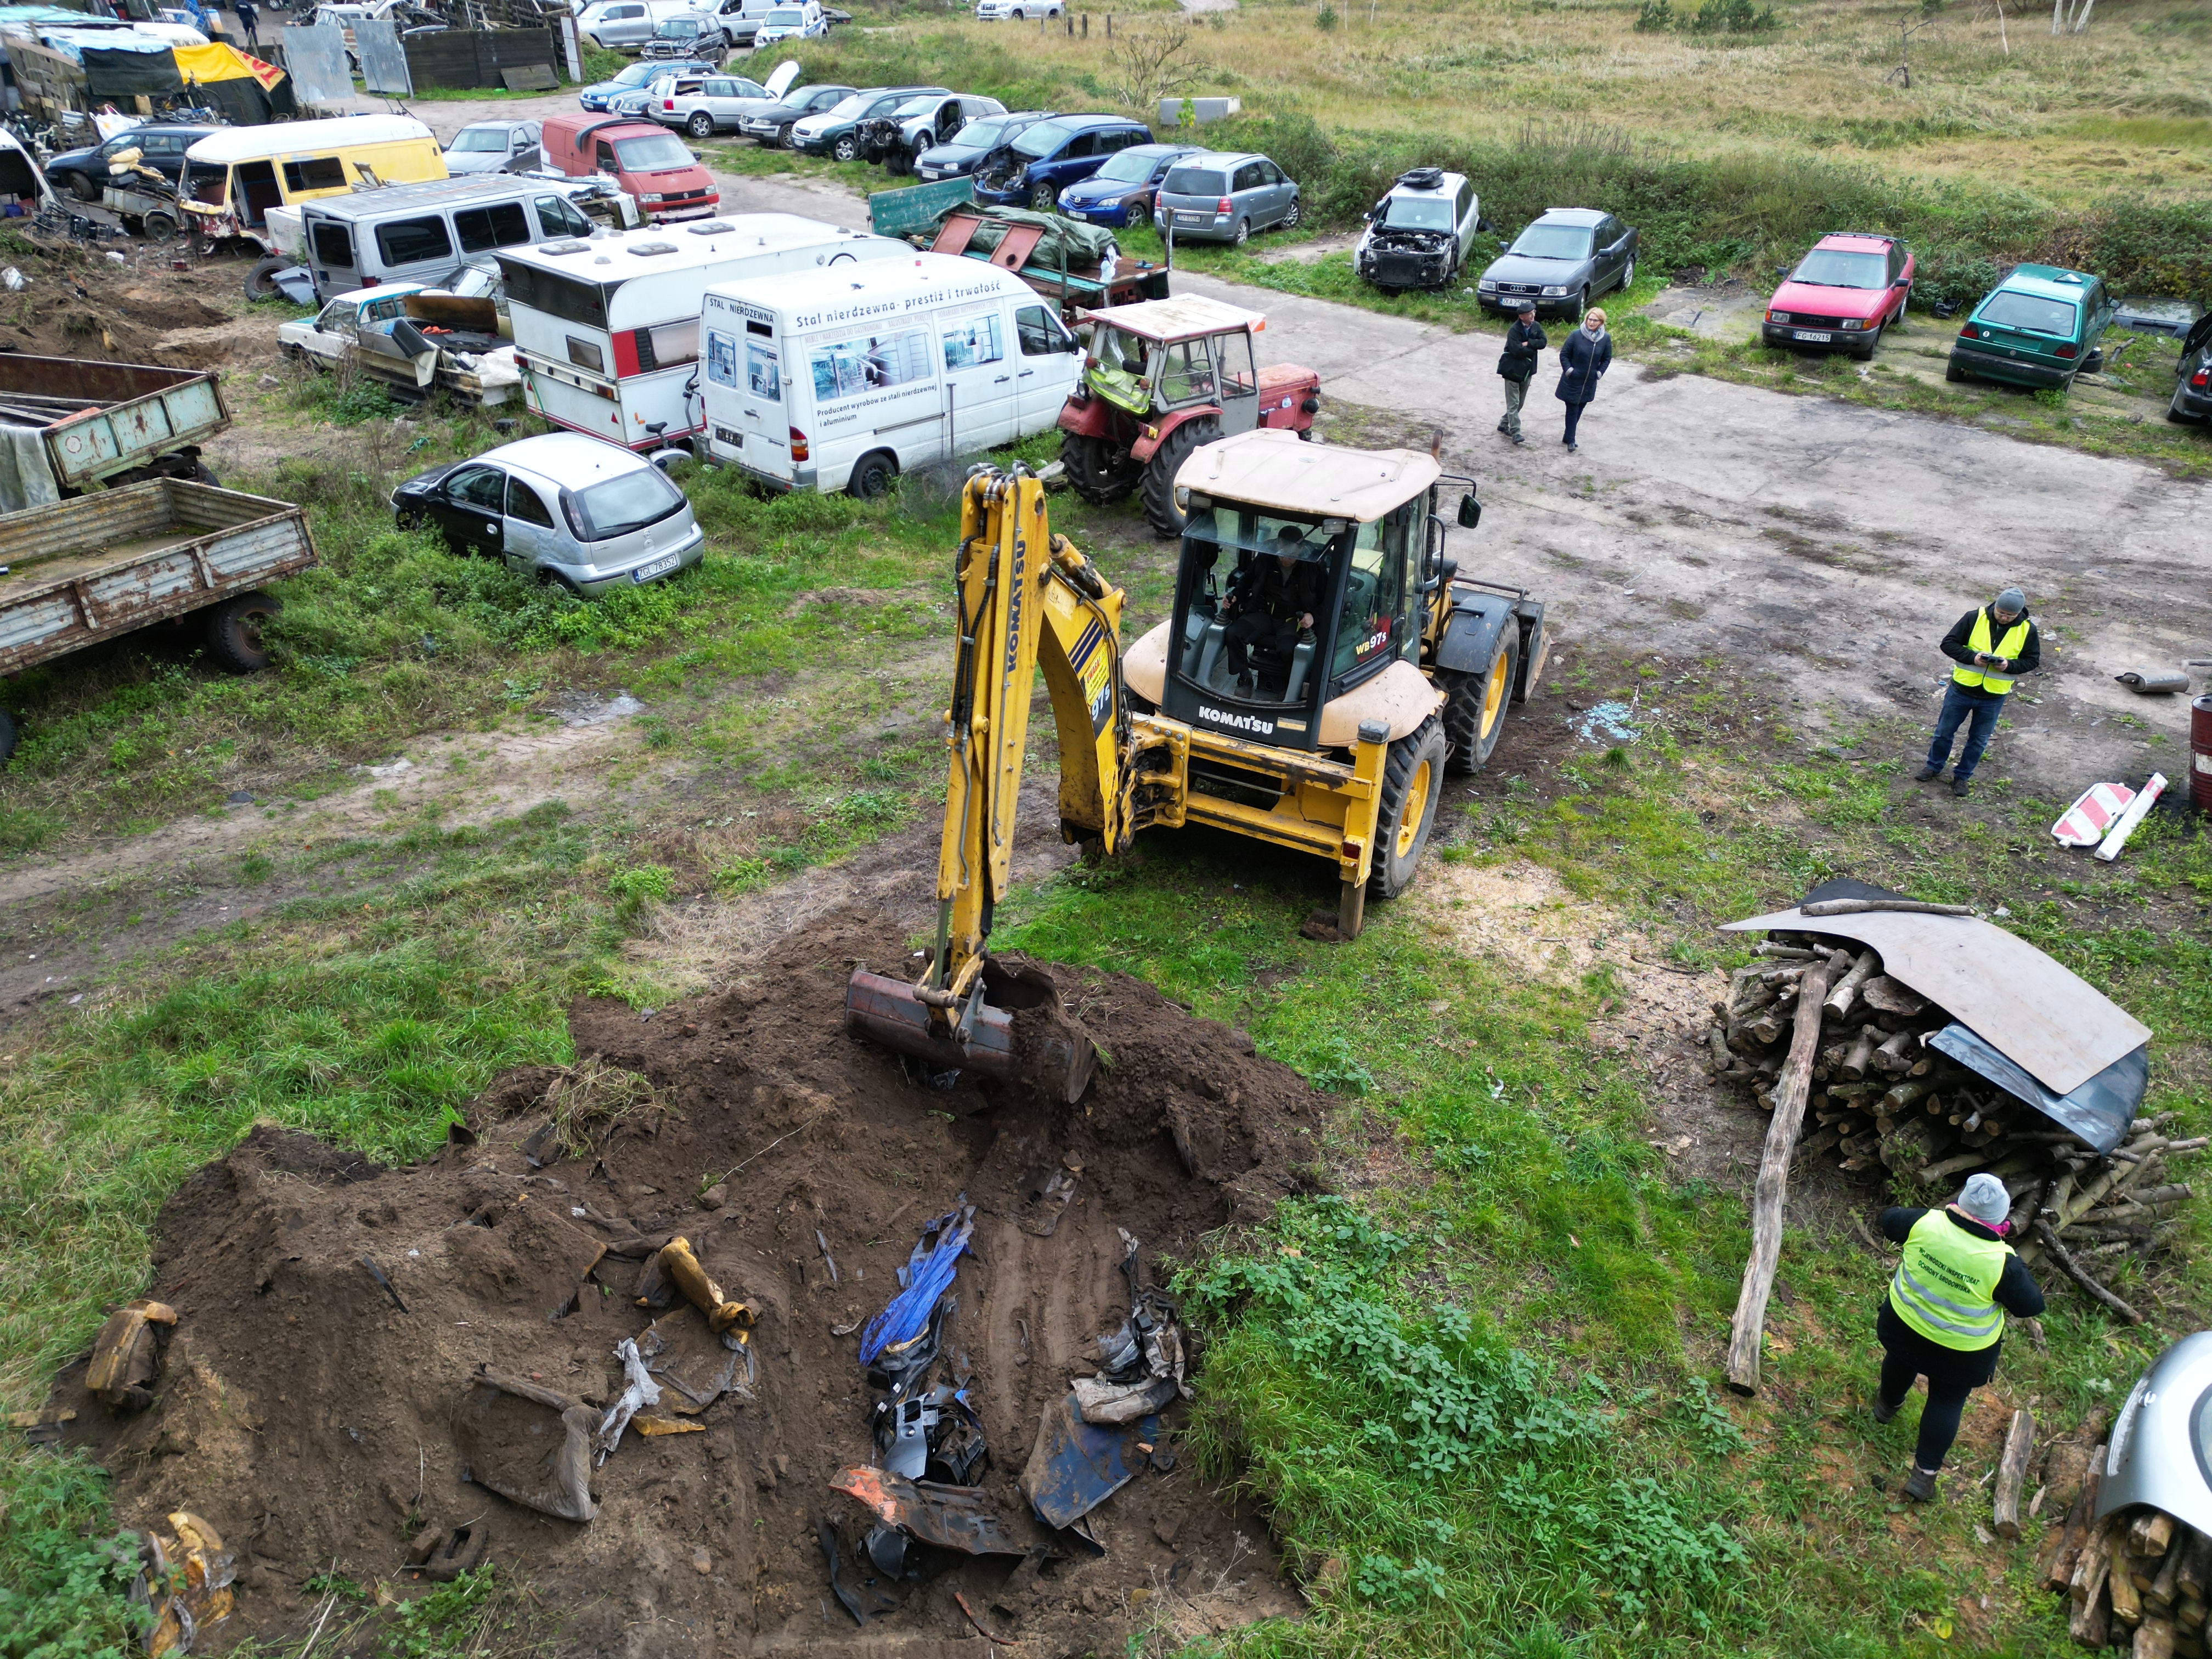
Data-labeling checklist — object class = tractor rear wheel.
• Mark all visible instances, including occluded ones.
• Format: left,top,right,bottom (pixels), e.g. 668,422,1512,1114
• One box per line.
1438,623,1519,775
1060,432,1136,505
1138,415,1220,538
1368,715,1446,900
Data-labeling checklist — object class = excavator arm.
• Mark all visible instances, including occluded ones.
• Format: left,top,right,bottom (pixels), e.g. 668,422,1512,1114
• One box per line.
844,467,1126,1102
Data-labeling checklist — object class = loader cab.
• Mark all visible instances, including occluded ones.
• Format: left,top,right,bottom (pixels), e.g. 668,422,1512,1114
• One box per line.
1160,482,1426,752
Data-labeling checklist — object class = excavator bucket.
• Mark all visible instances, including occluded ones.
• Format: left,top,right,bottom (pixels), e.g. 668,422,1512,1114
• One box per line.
844,958,1097,1105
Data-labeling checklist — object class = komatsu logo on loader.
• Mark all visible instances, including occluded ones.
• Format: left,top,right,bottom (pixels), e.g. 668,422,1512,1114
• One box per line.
1198,704,1274,737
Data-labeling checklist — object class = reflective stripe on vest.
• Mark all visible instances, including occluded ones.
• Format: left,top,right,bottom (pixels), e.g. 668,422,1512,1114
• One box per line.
1953,609,2030,695
1888,1210,2011,1350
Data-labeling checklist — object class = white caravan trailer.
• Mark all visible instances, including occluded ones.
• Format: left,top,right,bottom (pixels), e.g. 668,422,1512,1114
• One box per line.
699,253,1081,496
497,215,901,453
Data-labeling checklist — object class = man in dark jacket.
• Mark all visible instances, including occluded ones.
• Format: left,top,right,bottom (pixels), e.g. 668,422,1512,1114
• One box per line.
1874,1174,2044,1502
1497,301,1546,447
1919,585,2040,798
1554,307,1611,452
1222,528,1322,696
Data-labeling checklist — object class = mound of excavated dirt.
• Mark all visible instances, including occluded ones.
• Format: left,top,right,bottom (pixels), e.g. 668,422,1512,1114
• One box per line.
0,250,262,366
49,911,1321,1657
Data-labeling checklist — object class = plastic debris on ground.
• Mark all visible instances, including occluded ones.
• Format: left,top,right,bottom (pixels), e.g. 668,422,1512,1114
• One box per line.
1573,698,1644,744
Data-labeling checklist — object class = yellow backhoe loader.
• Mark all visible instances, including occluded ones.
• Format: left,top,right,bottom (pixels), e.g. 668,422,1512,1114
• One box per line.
845,428,1548,1099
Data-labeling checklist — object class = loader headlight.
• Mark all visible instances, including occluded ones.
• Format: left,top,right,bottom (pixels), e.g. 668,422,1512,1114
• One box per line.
1174,484,1189,509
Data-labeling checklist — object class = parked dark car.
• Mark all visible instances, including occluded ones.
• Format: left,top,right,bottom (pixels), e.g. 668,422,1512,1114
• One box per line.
48,123,216,204
1475,207,1637,319
789,85,949,161
1150,150,1301,246
1057,142,1201,229
912,109,1053,182
2170,312,2212,424
737,82,858,148
973,112,1153,211
443,120,543,176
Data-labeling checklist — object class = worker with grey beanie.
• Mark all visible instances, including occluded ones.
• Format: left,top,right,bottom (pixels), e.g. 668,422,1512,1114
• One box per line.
1920,586,2040,798
1872,1173,2045,1500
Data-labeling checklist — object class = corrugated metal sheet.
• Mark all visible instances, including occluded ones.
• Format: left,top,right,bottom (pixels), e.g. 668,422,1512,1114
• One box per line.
1720,905,2151,1097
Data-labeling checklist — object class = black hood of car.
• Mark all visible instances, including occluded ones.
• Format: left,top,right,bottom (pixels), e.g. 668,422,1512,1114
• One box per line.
1480,251,1595,286
916,137,1002,166
395,462,465,500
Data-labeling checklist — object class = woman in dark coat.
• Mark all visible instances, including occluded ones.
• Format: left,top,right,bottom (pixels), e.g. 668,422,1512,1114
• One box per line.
1555,306,1612,452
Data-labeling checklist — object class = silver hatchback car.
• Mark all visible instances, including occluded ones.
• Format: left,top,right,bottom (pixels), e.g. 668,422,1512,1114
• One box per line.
391,433,705,598
1152,150,1301,247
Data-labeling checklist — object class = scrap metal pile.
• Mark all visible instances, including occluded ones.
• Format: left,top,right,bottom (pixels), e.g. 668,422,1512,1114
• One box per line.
1710,890,2196,1319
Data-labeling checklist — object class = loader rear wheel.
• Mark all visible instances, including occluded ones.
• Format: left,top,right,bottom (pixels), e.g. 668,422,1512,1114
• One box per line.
1138,414,1219,538
1060,432,1135,505
1367,715,1446,901
1438,624,1519,775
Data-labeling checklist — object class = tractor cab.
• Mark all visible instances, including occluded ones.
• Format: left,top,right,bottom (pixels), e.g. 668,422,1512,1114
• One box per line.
1059,294,1320,536
1125,430,1452,754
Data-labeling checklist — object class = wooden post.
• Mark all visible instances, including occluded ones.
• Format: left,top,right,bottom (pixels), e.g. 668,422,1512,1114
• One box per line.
1082,11,1088,35
1724,955,1835,1395
1993,1409,2035,1539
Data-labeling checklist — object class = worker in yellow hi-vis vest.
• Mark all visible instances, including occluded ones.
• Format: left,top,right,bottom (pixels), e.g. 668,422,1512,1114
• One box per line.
1918,586,2040,799
1874,1175,2045,1502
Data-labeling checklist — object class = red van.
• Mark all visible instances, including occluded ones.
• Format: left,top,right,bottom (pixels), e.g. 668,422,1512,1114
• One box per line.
539,114,719,225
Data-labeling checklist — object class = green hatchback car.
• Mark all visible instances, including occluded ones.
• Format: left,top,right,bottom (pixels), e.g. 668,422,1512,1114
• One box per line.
1947,263,2116,392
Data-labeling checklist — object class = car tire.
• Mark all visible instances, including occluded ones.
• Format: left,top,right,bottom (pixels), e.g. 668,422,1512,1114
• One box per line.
776,122,795,148
1620,256,1635,294
832,134,858,161
1232,216,1249,247
1945,360,1968,384
687,111,714,138
203,590,280,675
1367,715,1447,900
1577,284,1590,318
66,170,99,204
143,211,178,244
1282,197,1302,230
243,257,289,302
1139,414,1220,538
396,506,426,531
1029,180,1057,211
849,449,898,500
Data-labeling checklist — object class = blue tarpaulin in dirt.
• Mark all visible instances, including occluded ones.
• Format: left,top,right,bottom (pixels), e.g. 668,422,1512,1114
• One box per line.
857,1204,976,1367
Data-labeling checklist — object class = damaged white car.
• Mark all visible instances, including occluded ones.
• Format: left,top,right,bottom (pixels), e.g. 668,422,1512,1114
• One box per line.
1353,166,1487,295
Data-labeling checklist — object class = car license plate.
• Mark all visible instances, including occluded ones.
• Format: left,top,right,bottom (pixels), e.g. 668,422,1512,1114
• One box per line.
633,554,681,584
1175,211,1209,224
1792,329,1832,343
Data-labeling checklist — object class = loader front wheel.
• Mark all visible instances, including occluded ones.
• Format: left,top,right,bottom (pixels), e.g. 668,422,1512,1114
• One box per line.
1437,624,1519,775
1138,415,1219,538
1367,715,1446,901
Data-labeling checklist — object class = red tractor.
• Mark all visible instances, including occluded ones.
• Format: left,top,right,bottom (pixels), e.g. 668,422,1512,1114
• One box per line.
1056,294,1321,537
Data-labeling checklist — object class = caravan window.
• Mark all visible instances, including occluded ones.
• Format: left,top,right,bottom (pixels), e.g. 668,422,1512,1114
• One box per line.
377,215,454,266
504,262,618,327
283,155,348,193
634,320,700,372
454,202,532,255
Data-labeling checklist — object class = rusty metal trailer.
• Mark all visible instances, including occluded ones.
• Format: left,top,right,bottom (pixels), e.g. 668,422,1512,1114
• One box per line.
0,481,318,761
0,356,232,513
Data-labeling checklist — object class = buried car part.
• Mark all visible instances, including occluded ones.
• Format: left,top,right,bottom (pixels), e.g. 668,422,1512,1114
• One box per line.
859,1201,977,1368
135,1510,238,1655
596,1336,662,1460
86,1299,178,1411
832,1465,1025,1556
453,1368,600,1521
1021,1391,1149,1530
405,1521,492,1584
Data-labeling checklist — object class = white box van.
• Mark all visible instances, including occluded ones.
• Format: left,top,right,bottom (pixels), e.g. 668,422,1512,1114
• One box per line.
699,252,1082,497
498,213,904,454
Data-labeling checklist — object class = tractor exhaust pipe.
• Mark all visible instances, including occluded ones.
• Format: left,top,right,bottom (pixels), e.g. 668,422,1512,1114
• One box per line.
844,957,1098,1104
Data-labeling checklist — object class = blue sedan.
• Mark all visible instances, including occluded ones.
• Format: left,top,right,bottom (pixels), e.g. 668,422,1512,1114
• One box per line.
1053,142,1201,228
581,59,715,112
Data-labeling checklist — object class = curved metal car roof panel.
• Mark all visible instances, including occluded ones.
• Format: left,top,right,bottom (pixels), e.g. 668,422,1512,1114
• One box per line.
2097,1330,2212,1537
1720,905,2151,1096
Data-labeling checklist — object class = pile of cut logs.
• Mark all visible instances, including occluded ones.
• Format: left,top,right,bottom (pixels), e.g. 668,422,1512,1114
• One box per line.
2040,1439,2210,1656
1708,933,2200,1319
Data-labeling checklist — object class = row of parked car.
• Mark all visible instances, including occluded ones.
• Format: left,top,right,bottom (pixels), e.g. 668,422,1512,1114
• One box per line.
574,0,838,61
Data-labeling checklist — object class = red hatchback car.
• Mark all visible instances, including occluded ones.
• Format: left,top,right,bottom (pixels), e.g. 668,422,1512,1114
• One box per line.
1762,233,1914,360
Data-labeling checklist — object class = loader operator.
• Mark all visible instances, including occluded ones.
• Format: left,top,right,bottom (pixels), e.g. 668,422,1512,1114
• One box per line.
1222,526,1323,697
1871,1174,2044,1503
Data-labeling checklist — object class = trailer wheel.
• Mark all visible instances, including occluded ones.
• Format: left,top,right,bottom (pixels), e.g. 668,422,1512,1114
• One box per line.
191,462,221,488
244,257,288,302
0,706,16,765
143,211,178,244
1437,624,1519,776
1138,414,1218,538
1367,715,1446,901
204,590,280,674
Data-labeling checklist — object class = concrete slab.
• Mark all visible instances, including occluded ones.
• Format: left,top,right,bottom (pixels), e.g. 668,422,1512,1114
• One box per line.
1640,281,1765,344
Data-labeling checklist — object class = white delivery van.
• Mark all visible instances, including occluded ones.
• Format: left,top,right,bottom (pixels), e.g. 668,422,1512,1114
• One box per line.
700,253,1081,497
498,214,903,454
